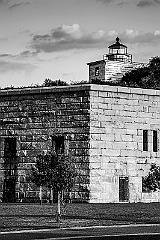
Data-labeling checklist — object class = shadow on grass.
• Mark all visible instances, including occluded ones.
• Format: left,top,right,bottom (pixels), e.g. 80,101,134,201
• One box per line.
1,203,160,231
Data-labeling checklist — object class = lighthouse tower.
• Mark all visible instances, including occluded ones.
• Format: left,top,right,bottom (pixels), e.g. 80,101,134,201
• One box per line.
104,37,132,63
87,37,140,83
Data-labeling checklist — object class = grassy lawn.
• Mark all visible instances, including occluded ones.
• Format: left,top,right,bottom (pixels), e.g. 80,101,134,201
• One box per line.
1,203,160,231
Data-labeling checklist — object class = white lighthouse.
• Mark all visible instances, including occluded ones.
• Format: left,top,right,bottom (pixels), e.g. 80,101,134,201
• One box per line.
104,37,132,63
87,37,142,82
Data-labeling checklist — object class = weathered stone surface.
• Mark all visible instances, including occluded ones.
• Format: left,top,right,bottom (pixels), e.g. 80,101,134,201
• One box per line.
89,84,160,203
0,86,90,202
1,84,160,203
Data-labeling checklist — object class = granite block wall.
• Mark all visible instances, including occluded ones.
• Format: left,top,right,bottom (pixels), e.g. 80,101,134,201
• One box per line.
0,85,90,202
89,84,160,203
1,84,160,203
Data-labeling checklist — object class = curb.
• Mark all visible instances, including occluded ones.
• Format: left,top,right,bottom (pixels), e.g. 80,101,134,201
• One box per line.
1,223,160,235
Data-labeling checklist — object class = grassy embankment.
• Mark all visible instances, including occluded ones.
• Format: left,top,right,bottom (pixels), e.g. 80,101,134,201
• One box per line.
1,203,160,231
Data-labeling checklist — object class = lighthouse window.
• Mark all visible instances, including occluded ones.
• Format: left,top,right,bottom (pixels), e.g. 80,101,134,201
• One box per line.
95,67,99,76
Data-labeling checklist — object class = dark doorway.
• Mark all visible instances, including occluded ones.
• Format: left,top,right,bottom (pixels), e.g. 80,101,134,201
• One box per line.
3,137,17,202
52,136,64,154
119,177,129,202
4,138,17,158
3,179,16,203
4,138,17,177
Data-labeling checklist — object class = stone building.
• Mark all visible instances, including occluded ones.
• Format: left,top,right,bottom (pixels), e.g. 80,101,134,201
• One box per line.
87,37,143,82
0,84,160,203
0,85,90,203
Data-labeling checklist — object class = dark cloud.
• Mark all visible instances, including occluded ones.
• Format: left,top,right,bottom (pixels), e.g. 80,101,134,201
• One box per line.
0,53,16,62
9,1,29,9
137,0,160,7
0,50,38,59
20,50,38,57
31,24,160,53
0,53,13,57
97,0,129,7
33,34,51,42
0,0,9,6
31,24,108,53
0,0,5,4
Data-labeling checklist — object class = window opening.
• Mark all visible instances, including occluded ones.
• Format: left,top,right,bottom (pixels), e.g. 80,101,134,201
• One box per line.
153,130,158,152
95,67,99,76
4,138,17,177
4,138,17,158
143,130,148,151
3,138,17,203
119,177,129,202
52,136,64,154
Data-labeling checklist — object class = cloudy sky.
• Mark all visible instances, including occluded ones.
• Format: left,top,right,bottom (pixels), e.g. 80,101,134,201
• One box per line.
0,0,160,87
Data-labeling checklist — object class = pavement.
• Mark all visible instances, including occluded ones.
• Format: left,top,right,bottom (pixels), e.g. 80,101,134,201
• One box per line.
1,223,160,240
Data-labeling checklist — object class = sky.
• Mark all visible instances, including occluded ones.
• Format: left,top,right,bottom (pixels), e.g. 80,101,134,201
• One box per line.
0,0,160,88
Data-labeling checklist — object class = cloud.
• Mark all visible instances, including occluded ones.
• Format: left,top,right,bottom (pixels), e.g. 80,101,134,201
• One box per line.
0,0,29,9
97,0,114,4
137,0,160,7
124,29,139,37
9,1,29,9
0,0,5,4
31,24,160,54
108,30,118,37
120,29,160,46
31,24,109,53
0,60,37,74
0,53,14,58
0,50,38,60
154,30,160,35
0,0,9,6
97,0,128,6
116,1,128,7
0,51,38,74
20,50,38,58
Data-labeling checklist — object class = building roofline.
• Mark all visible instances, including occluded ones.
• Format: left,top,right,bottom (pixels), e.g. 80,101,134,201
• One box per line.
108,43,127,49
87,60,105,65
108,37,127,49
0,84,160,97
0,84,91,96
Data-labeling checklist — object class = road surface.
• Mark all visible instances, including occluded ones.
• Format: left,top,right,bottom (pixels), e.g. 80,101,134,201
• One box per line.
1,223,160,240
